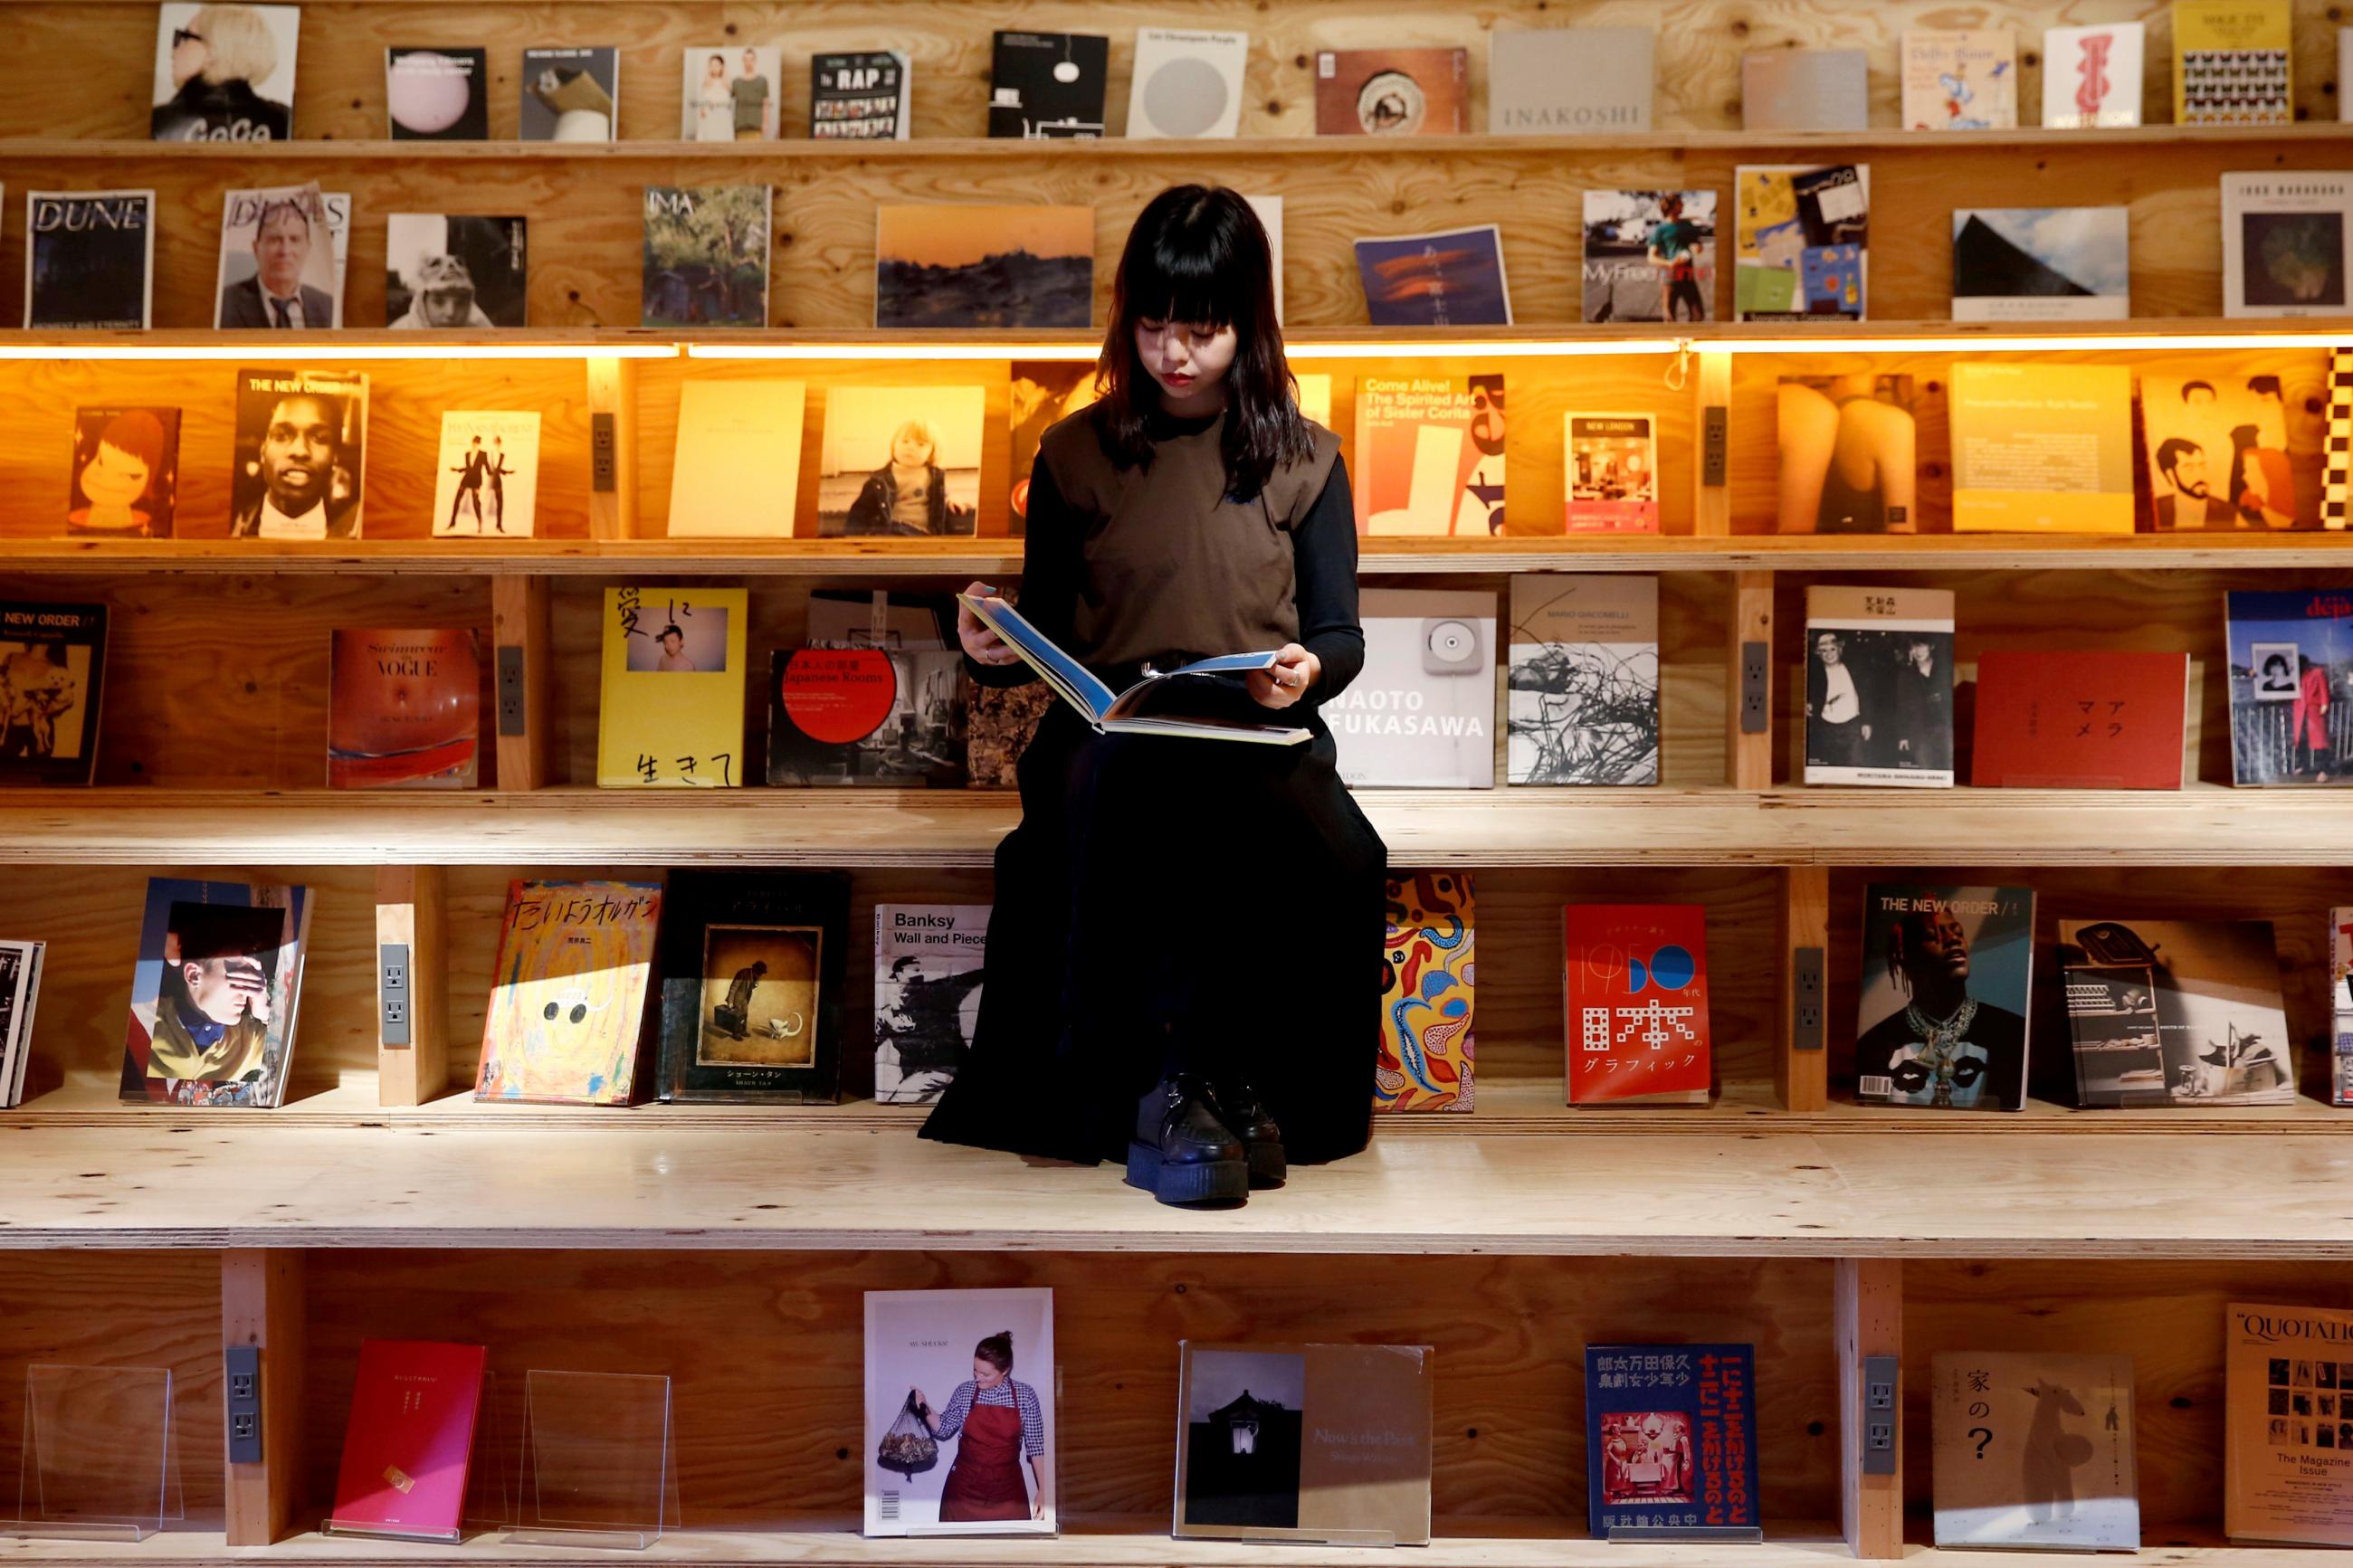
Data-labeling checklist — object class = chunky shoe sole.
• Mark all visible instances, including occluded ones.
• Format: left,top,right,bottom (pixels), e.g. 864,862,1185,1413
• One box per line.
1243,1141,1287,1190
1125,1140,1250,1206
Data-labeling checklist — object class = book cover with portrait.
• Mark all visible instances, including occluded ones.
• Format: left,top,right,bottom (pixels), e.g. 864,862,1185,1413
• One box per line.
2227,1302,2353,1544
328,627,480,789
1856,884,2034,1110
153,1,300,141
1586,1344,1759,1536
431,411,538,537
812,50,910,139
595,586,748,788
818,384,983,537
2057,917,2292,1107
474,879,661,1104
641,185,769,328
216,183,346,328
68,406,179,538
230,366,367,538
1582,191,1714,324
1174,1342,1433,1544
120,876,313,1107
1565,904,1709,1106
873,904,986,1105
655,870,849,1104
986,31,1107,138
683,44,779,140
24,191,153,329
520,46,616,141
2225,588,2353,785
386,47,488,139
1313,47,1465,135
1931,1351,2138,1550
0,601,108,786
386,214,525,328
2143,367,2329,532
864,1288,1055,1536
1803,585,1954,787
874,204,1091,329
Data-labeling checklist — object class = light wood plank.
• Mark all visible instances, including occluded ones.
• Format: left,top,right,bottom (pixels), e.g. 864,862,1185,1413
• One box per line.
220,1250,305,1548
1834,1259,1901,1562
374,865,446,1107
1779,866,1831,1112
1727,570,1774,791
490,575,550,790
584,356,639,541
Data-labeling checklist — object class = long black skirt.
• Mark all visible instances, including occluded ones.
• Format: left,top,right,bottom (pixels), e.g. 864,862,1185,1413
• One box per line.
919,699,1388,1166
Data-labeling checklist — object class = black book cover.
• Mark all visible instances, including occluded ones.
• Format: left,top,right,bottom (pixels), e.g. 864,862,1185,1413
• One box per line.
386,47,490,140
1952,214,2094,299
0,603,109,786
812,50,906,138
987,31,1108,138
656,869,850,1103
26,192,153,329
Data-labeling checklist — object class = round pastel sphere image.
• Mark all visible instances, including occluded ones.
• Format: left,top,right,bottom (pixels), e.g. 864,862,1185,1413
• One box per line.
388,52,472,135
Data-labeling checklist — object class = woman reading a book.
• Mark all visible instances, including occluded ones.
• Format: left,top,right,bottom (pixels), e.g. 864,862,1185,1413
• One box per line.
920,185,1384,1207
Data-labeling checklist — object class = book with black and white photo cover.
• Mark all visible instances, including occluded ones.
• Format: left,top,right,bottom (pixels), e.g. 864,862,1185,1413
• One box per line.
1803,585,1954,788
121,877,314,1107
817,384,984,537
386,214,525,328
1564,413,1658,531
811,50,909,139
1586,1344,1759,1536
1952,208,2129,321
1314,47,1467,135
873,904,987,1105
431,411,538,537
1741,48,1866,131
683,44,777,139
2226,1302,2353,1544
521,46,616,140
2059,917,2293,1107
1489,27,1653,133
766,645,968,788
1507,575,1657,786
1127,28,1247,138
0,603,107,786
1174,1342,1434,1544
153,1,299,141
1900,30,2016,129
2175,0,2291,126
386,47,487,139
1856,884,2035,1110
961,593,1310,746
0,938,44,1108
2224,589,2352,784
1330,589,1496,788
667,379,803,537
2043,23,2144,128
230,366,368,538
2222,173,2353,318
24,192,152,329
864,1288,1055,1536
987,31,1108,138
215,183,342,329
641,185,769,328
1582,191,1714,324
1931,1352,2138,1550
2335,908,2353,1104
69,407,179,537
655,870,849,1105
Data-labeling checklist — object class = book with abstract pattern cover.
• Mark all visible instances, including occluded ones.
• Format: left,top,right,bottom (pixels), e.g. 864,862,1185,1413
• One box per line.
1377,871,1472,1113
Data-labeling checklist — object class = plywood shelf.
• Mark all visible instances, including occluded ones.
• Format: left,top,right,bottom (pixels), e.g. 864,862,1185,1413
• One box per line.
1,532,2348,576
4,1117,2351,1256
0,787,2348,869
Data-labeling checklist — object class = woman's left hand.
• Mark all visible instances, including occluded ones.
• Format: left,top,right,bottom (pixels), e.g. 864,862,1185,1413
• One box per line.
1247,643,1319,709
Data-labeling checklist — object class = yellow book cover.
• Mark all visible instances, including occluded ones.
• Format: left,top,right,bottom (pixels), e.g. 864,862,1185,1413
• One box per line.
475,879,662,1104
666,379,805,537
1949,362,2135,533
596,584,748,787
2173,0,2291,125
1377,871,1472,1112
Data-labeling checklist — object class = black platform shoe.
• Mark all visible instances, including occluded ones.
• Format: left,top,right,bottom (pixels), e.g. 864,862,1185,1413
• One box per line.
1210,1080,1288,1189
1124,1074,1250,1207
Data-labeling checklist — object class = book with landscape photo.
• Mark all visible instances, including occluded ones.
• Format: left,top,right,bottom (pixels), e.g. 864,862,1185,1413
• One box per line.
0,602,107,786
1931,1352,2138,1550
1949,361,2133,532
431,411,538,537
1803,584,1954,787
68,407,179,538
153,1,299,141
520,46,616,141
875,203,1091,330
655,870,849,1104
812,50,909,139
1507,574,1658,786
386,214,524,328
1333,589,1496,788
386,47,487,139
873,904,987,1106
327,627,480,788
987,31,1107,138
1314,47,1466,136
2043,23,2143,128
1128,29,1247,139
1582,190,1714,324
1378,871,1473,1113
2058,917,2293,1107
1565,905,1709,1106
1855,883,2034,1110
1972,651,2189,789
475,879,661,1104
24,191,152,328
596,585,748,787
1354,225,1510,328
1952,208,2129,322
1353,374,1506,536
121,877,313,1107
642,185,769,328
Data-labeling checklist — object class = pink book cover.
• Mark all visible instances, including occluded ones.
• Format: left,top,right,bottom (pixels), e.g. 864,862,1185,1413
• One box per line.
329,1338,488,1540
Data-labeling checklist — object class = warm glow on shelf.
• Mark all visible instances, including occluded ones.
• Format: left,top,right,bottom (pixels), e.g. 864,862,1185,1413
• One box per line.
0,341,680,361
686,340,1100,361
1716,329,2353,354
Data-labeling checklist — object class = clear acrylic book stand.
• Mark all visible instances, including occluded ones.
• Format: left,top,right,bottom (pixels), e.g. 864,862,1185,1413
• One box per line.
504,1370,680,1551
1,1364,183,1541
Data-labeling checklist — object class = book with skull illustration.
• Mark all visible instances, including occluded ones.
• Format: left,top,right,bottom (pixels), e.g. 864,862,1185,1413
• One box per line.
655,870,849,1104
474,879,661,1105
1931,1351,2139,1550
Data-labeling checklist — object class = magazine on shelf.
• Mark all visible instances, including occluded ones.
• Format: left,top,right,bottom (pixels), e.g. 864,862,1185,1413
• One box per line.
1855,883,2034,1110
812,50,909,139
520,46,616,141
2043,24,2143,128
215,183,347,329
386,47,488,140
1931,1351,2139,1550
24,191,153,329
2224,1301,2353,1544
68,406,179,538
0,602,108,786
1900,30,2016,129
959,592,1307,746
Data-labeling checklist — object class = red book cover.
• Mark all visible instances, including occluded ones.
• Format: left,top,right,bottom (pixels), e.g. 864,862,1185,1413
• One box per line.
328,628,481,789
1970,651,2187,789
328,1339,488,1541
1564,905,1710,1105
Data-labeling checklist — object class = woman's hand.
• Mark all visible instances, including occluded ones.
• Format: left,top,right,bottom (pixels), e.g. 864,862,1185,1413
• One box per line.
957,581,1019,667
1247,643,1319,709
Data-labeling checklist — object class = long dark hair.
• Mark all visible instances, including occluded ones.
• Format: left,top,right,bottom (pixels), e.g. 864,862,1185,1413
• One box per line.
1094,185,1313,501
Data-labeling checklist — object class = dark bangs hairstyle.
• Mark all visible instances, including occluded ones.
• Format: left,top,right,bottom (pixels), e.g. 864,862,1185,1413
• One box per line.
1095,185,1313,501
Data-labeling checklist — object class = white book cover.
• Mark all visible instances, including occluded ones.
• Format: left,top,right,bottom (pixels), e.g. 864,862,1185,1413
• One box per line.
2225,1301,2353,1544
1932,1352,2139,1552
1803,584,1956,788
1127,28,1246,138
24,191,152,329
864,1288,1055,1535
2043,24,2144,128
216,184,345,329
431,411,539,537
1900,30,2017,129
2222,172,2353,318
667,380,805,537
153,1,299,141
1245,193,1282,318
1488,27,1654,133
684,43,778,139
1506,575,1658,786
1329,588,1496,789
872,904,987,1106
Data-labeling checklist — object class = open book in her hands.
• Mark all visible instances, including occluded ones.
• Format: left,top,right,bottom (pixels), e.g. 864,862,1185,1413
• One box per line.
961,592,1310,746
